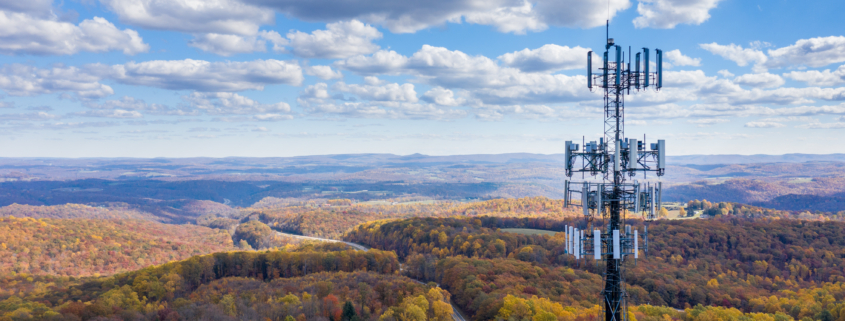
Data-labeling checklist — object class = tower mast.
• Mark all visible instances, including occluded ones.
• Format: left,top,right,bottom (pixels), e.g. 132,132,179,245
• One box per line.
562,20,665,321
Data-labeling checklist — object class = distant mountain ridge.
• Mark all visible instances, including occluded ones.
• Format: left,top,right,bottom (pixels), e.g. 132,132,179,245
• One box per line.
2,153,844,167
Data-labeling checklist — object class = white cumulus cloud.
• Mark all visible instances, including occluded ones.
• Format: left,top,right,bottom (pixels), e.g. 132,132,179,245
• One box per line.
765,36,845,69
745,121,785,128
634,0,725,29
0,12,148,55
93,59,303,92
185,92,292,115
99,0,272,35
305,65,343,80
0,64,113,98
783,65,845,86
733,73,785,88
665,49,701,67
332,77,418,102
287,20,382,59
699,42,767,67
498,44,590,72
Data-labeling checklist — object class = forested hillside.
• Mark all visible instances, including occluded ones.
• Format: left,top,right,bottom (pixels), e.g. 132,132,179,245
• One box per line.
0,217,236,277
665,177,845,213
346,216,845,320
246,196,577,239
0,244,457,321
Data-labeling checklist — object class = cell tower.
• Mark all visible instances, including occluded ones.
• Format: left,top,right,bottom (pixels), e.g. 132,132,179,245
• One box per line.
562,21,665,321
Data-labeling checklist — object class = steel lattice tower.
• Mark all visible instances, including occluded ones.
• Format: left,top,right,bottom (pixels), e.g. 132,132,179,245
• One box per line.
562,21,665,321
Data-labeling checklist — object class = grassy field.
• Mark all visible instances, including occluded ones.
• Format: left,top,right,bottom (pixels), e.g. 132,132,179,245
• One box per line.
500,228,559,236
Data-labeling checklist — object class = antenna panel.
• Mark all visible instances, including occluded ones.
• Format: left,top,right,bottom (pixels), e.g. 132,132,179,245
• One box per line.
582,183,589,217
656,49,663,89
614,139,621,172
634,230,639,259
603,52,609,88
594,230,601,260
643,48,650,88
635,52,641,89
657,140,666,169
627,138,639,170
587,51,593,89
615,45,622,86
612,229,621,259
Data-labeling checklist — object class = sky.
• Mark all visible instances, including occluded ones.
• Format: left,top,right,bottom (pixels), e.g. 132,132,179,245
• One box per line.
1,0,845,158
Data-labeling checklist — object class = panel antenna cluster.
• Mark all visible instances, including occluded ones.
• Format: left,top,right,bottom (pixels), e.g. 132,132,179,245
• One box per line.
561,21,666,321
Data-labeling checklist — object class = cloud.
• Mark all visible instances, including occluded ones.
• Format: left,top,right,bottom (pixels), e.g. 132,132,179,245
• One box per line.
463,0,546,34
0,64,113,98
332,77,418,102
188,33,269,56
744,121,785,128
297,82,466,120
498,44,590,72
99,0,272,35
664,49,701,67
765,36,845,69
799,122,845,129
783,65,845,87
687,118,729,127
72,109,143,118
700,42,767,67
29,121,120,130
422,87,465,106
86,96,196,115
338,45,592,106
0,13,148,55
245,0,630,34
185,92,292,115
703,37,845,72
733,73,785,88
633,0,725,29
335,50,409,75
0,111,61,120
286,20,382,59
0,0,54,17
717,70,734,78
305,65,343,80
94,59,303,91
0,101,14,109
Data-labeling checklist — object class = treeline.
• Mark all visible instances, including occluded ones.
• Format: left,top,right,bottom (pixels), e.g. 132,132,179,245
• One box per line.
176,273,453,321
683,199,845,220
0,247,404,320
0,203,159,221
0,217,236,277
344,216,845,319
405,255,607,320
664,177,845,214
245,196,578,239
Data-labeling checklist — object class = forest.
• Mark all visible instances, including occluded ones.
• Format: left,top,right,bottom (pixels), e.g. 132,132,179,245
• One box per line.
345,216,845,320
0,217,236,277
0,243,441,320
4,193,845,320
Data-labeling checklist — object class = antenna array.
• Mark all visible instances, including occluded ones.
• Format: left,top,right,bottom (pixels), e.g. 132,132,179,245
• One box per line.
562,21,665,321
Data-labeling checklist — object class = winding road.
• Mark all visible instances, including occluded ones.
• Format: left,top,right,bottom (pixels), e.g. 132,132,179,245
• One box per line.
276,231,468,321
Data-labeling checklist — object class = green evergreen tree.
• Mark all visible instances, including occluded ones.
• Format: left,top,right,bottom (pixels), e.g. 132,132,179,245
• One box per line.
342,301,357,321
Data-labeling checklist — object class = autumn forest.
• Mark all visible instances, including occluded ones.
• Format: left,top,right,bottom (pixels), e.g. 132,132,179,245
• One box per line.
2,159,845,321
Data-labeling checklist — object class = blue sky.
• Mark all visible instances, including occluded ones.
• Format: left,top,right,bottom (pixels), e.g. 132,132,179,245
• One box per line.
1,0,845,157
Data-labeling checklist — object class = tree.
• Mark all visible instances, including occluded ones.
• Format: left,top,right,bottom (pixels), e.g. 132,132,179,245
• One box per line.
234,221,273,249
342,301,357,321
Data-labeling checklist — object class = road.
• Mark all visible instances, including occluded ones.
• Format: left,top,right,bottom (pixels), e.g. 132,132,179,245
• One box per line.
275,231,468,321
